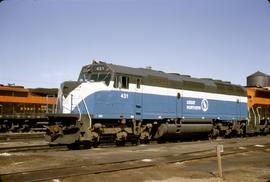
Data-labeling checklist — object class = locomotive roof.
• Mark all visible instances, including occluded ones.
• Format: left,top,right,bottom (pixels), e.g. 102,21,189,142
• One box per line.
109,63,201,81
80,61,246,96
85,61,192,80
103,62,239,85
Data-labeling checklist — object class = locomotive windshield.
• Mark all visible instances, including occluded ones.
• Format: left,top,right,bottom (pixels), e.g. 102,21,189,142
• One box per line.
78,65,112,85
88,72,111,84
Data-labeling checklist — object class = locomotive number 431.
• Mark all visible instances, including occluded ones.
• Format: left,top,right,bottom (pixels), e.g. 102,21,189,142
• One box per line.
120,93,129,99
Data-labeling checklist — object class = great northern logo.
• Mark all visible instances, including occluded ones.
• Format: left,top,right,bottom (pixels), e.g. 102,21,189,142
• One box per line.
201,99,209,112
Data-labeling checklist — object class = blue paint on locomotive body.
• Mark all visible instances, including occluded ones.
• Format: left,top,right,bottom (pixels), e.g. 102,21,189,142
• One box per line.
72,90,248,121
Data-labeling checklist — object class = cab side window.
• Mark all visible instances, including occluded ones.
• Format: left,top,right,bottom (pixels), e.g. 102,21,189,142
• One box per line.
114,76,129,89
136,78,141,89
121,76,129,89
114,76,119,88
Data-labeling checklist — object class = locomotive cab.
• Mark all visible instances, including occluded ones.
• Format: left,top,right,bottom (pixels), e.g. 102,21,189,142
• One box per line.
46,61,143,146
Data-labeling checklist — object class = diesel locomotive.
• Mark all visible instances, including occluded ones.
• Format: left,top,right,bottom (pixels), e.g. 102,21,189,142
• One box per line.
0,85,57,132
45,61,269,148
246,71,270,134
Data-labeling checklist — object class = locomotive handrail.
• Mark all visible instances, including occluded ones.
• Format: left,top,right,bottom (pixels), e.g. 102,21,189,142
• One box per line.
256,107,261,126
248,108,251,126
81,97,92,128
66,95,89,125
70,95,82,122
62,105,72,112
76,104,82,122
251,107,257,126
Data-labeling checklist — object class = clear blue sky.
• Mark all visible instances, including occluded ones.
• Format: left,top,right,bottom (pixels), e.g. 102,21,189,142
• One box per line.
0,0,270,88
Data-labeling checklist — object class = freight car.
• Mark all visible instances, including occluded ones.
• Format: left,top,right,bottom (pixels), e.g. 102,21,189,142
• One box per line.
0,85,57,132
45,61,252,148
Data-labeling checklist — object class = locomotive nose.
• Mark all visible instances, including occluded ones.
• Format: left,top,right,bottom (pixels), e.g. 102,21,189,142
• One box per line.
57,81,81,113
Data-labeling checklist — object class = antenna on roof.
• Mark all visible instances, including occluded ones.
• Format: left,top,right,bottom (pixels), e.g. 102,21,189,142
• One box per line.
92,59,98,64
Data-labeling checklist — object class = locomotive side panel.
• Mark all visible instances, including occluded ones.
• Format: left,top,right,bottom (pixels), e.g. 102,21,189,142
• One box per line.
142,86,177,120
181,91,247,120
94,90,135,119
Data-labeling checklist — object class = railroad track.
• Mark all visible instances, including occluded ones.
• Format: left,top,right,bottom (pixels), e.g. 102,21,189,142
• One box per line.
0,135,199,153
0,133,264,153
0,144,67,153
0,133,44,142
1,143,269,182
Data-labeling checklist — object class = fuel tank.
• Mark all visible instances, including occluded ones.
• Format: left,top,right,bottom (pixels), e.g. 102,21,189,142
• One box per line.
154,119,213,139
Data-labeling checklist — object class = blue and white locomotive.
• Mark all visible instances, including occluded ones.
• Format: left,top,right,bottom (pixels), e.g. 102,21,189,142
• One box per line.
46,61,248,147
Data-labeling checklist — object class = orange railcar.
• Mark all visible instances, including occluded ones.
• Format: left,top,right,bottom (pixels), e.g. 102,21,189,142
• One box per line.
0,85,58,132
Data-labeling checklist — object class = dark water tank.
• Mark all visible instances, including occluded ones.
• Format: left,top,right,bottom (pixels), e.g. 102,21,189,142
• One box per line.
247,71,270,87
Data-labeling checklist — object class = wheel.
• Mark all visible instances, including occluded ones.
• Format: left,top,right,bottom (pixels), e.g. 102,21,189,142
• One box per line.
83,141,92,149
67,142,80,150
131,138,139,146
115,140,125,146
93,142,100,148
157,139,166,144
139,138,150,144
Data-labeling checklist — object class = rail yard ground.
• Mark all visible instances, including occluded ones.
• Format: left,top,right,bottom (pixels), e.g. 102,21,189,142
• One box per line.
0,136,270,182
